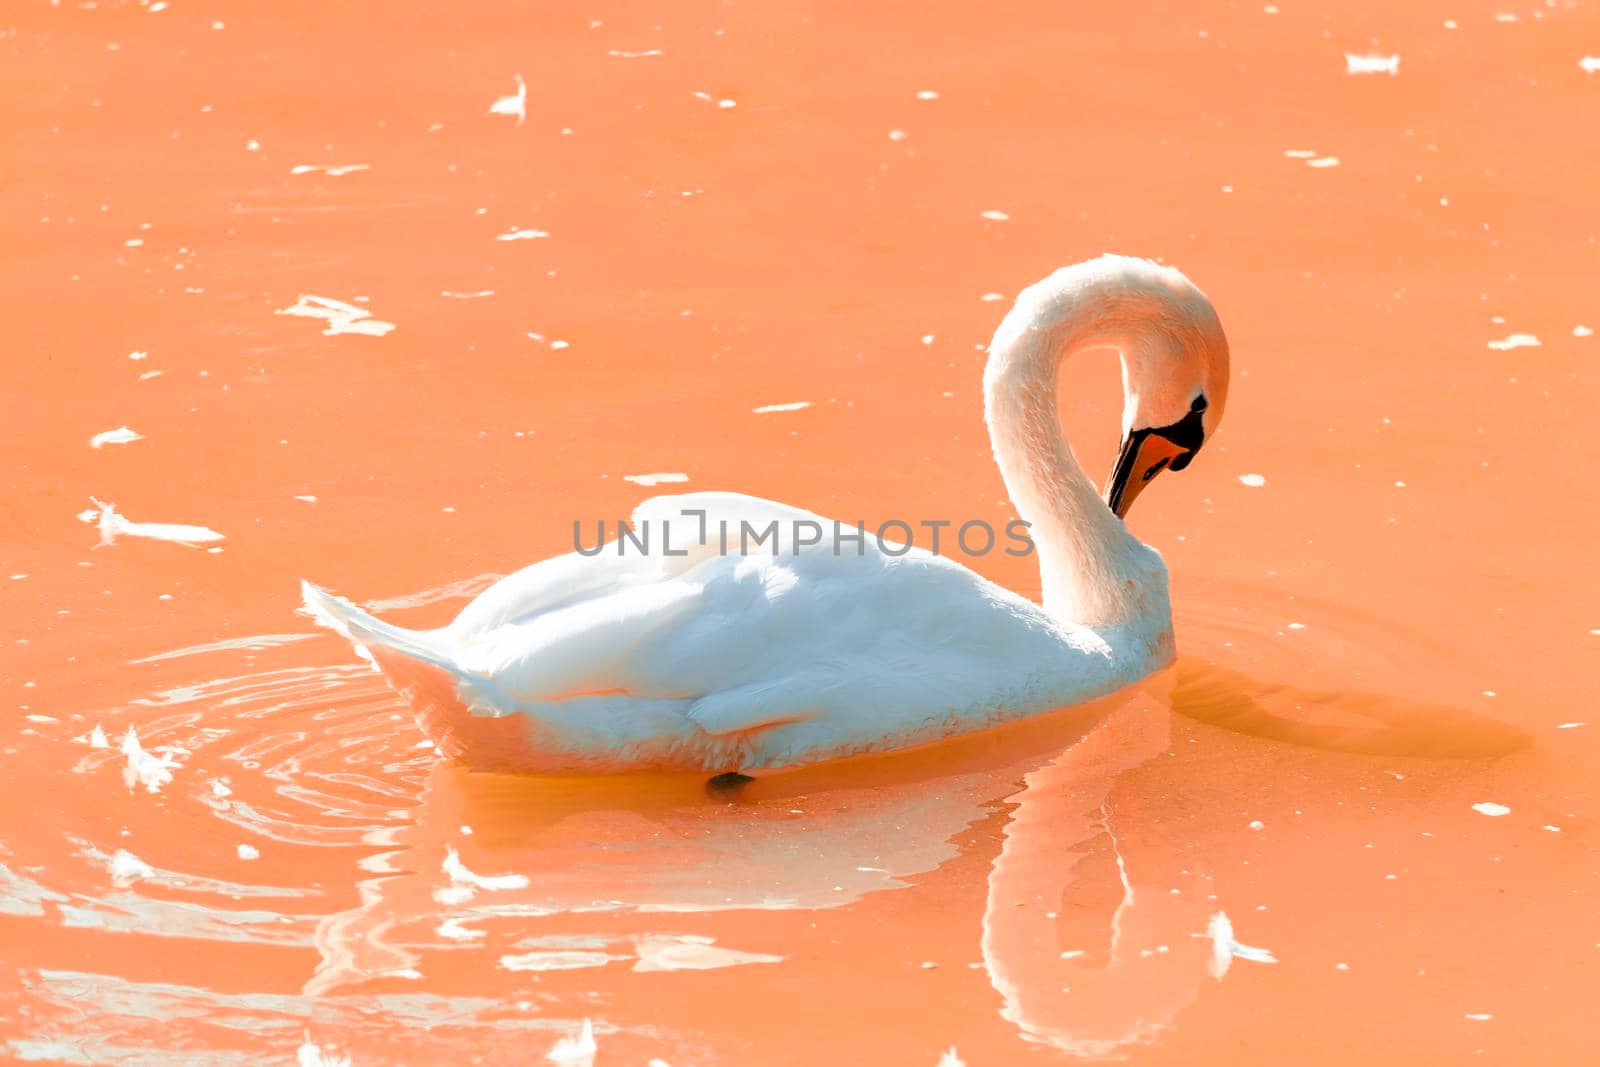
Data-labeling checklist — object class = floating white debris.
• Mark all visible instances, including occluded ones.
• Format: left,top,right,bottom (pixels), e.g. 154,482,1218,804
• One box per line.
980,210,1010,221
1544,824,1562,832
752,401,811,414
89,426,143,449
237,844,259,861
1472,802,1511,816
84,498,224,548
1464,1013,1493,1021
633,934,784,972
295,495,318,503
608,48,662,58
545,1019,596,1066
623,472,689,487
1557,722,1586,729
980,292,1005,302
1283,149,1317,158
1581,57,1600,74
121,725,178,793
289,164,370,177
1494,13,1519,23
442,844,529,891
298,1034,353,1067
1249,819,1265,830
277,294,395,337
1207,911,1278,978
437,917,486,941
109,849,154,887
490,74,527,125
497,228,550,241
888,129,908,142
1345,53,1400,75
1306,156,1341,168
916,90,941,100
89,725,110,749
938,1048,966,1067
1238,473,1267,488
209,779,233,798
128,350,149,361
1487,333,1540,351
441,289,495,299
1574,325,1594,337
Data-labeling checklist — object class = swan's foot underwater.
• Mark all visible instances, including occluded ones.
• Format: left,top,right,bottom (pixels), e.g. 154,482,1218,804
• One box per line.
706,771,756,793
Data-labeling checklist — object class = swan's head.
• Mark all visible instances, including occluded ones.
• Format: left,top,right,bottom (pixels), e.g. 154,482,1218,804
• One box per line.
1102,272,1230,519
986,254,1231,520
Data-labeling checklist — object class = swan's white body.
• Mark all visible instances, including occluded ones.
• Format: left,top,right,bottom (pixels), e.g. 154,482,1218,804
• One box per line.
302,254,1229,773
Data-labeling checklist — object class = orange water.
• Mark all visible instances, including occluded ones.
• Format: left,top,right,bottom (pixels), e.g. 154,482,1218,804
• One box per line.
3,2,1598,1064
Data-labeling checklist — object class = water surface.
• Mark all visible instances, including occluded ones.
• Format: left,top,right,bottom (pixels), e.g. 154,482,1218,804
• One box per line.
2,2,1597,1064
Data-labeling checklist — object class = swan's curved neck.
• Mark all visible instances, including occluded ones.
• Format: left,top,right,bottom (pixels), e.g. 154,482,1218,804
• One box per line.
983,273,1173,629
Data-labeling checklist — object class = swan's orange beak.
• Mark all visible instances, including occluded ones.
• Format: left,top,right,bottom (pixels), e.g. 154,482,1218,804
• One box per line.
1104,431,1190,518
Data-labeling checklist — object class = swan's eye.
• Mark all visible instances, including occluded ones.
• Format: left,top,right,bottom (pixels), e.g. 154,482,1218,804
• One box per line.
1143,457,1170,481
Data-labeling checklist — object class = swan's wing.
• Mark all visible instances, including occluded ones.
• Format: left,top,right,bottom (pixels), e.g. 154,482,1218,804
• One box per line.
462,543,1067,727
443,547,656,640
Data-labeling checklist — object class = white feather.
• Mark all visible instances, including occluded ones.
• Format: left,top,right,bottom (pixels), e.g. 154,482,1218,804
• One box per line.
545,1019,595,1066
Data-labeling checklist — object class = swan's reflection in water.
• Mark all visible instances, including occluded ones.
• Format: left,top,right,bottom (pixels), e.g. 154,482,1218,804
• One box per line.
309,676,1233,1057
983,706,1215,1056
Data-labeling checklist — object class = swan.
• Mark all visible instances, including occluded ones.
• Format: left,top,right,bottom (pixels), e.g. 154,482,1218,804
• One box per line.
300,254,1229,776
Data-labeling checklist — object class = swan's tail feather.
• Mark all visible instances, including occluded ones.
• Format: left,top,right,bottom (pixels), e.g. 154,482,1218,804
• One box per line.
298,581,710,773
298,580,449,668
300,580,497,706
300,580,528,762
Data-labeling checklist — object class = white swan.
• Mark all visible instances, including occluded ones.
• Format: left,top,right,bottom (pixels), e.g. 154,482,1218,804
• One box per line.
301,254,1229,775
